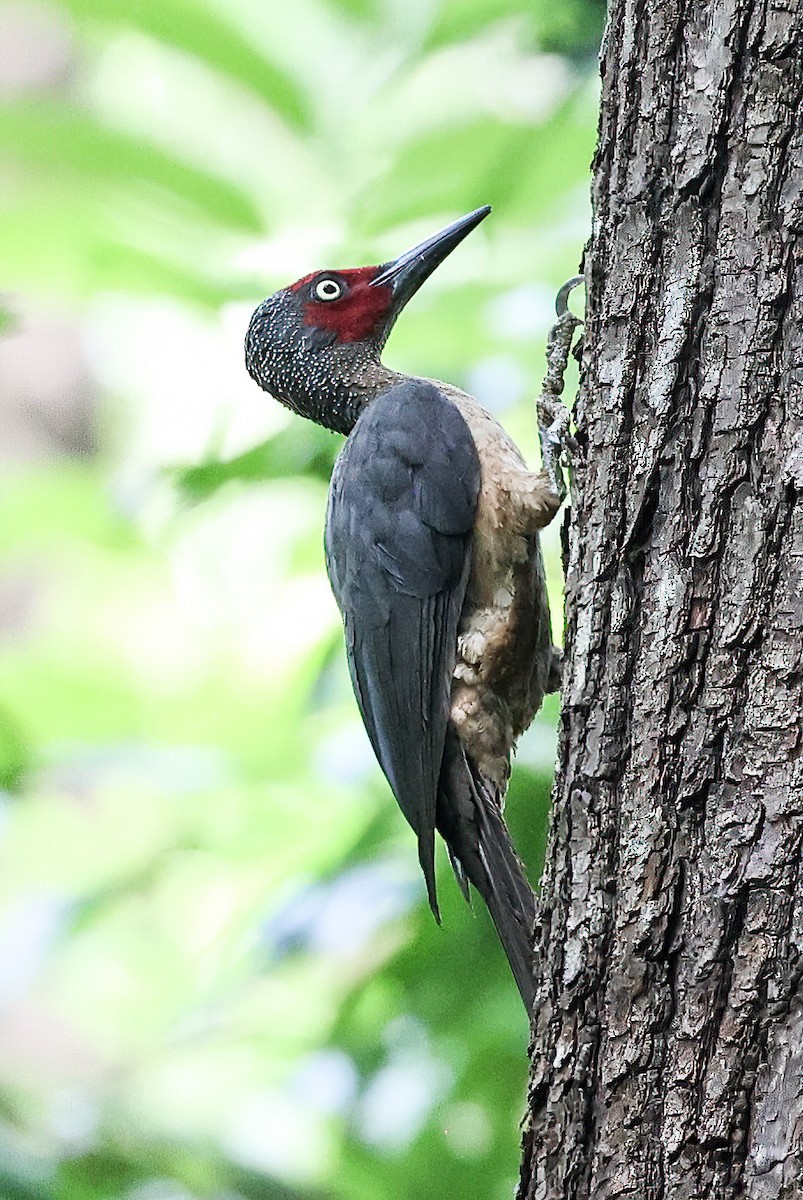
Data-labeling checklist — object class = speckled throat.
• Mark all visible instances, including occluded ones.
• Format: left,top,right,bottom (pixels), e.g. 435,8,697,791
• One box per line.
245,292,401,435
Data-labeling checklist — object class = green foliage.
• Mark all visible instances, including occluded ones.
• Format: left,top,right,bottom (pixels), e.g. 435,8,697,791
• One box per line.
0,0,600,1198
0,100,263,232
174,424,340,501
57,0,312,129
533,0,608,57
424,0,605,54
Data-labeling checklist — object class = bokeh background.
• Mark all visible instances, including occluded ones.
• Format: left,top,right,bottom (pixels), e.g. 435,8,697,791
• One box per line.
0,1,603,1197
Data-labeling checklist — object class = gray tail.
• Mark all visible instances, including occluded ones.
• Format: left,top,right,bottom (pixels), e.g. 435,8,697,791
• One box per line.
437,731,537,1012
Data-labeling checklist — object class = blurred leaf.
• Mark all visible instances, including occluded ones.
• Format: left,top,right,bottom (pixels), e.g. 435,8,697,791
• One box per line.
56,1151,144,1200
173,422,341,500
499,87,598,220
54,0,311,130
85,242,241,307
358,89,595,235
54,1143,326,1200
0,705,29,792
505,762,553,885
0,1168,54,1200
425,0,606,56
0,195,256,306
533,0,607,57
356,118,525,232
326,0,381,18
0,100,264,234
424,0,539,48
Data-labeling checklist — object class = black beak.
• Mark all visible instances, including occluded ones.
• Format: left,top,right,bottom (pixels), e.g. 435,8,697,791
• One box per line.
370,206,491,312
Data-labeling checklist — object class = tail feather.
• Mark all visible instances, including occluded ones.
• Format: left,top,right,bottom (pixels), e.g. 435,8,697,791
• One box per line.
473,794,537,1010
437,731,537,1011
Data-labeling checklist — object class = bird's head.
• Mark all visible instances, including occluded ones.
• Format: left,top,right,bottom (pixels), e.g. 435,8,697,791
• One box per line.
245,206,491,434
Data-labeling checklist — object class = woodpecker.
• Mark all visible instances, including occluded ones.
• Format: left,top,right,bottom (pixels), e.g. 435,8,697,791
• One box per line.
245,207,569,1009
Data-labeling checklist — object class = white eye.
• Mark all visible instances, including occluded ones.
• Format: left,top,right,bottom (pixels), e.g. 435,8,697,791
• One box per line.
314,277,343,302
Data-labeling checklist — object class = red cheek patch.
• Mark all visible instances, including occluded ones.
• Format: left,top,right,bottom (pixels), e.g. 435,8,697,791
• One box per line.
296,266,393,344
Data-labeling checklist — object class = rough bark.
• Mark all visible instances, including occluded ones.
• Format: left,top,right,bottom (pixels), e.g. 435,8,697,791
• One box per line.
520,1,803,1198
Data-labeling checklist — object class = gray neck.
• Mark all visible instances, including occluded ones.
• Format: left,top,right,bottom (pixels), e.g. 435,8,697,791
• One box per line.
296,357,406,436
343,361,405,426
247,294,413,436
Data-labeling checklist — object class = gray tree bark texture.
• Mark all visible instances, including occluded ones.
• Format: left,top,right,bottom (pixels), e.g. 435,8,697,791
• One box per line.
520,2,803,1198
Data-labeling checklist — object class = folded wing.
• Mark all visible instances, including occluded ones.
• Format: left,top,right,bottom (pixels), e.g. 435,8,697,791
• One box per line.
324,379,481,916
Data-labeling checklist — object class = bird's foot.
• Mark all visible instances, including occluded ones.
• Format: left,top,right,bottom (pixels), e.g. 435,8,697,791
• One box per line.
539,401,575,501
555,275,584,320
536,276,584,502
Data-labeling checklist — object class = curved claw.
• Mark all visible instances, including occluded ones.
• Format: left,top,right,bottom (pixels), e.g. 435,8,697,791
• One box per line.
555,275,585,318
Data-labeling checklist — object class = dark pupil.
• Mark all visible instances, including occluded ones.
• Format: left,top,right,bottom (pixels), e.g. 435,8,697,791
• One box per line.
321,281,338,297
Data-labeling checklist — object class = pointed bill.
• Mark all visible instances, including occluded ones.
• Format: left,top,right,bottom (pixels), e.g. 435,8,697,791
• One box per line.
370,206,492,312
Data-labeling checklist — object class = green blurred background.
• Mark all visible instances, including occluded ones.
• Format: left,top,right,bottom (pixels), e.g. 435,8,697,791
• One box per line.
0,1,602,1196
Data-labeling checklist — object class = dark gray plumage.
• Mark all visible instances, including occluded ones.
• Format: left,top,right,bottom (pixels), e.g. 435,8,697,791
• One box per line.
325,379,480,916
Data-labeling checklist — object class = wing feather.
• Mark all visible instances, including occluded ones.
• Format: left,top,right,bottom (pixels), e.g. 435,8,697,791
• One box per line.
325,380,480,916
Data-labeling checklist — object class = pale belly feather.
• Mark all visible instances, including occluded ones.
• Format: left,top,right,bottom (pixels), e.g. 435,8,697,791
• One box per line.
431,381,559,791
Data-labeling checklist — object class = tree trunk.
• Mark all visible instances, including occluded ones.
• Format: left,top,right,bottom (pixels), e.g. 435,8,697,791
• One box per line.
520,2,803,1197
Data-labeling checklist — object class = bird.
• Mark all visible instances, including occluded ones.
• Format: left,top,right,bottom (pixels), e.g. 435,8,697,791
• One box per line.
245,206,566,1010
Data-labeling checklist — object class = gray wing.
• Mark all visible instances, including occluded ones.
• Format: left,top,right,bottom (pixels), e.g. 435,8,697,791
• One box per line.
325,379,481,917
